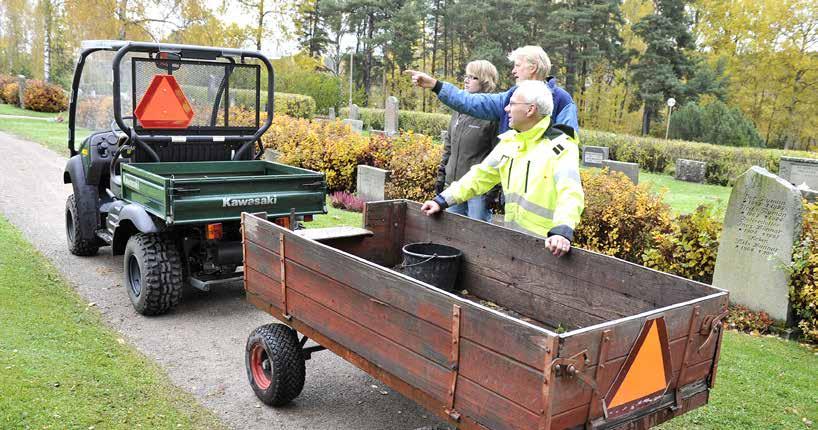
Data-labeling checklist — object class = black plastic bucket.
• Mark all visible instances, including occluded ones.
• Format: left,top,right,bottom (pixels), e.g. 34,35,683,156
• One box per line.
401,242,463,292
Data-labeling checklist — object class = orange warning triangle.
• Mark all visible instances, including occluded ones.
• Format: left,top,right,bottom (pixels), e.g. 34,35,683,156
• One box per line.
604,318,672,418
134,75,194,129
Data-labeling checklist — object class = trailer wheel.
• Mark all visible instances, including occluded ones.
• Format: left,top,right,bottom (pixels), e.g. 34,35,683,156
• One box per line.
65,194,99,256
124,233,183,315
245,323,305,406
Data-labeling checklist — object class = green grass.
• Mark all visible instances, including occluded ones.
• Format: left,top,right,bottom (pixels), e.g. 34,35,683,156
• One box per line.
304,196,364,228
659,331,817,429
640,170,732,216
0,103,92,155
583,167,732,216
0,102,65,118
0,216,225,430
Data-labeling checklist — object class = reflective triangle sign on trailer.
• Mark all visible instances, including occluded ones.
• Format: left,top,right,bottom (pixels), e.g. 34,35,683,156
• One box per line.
603,317,673,419
134,74,194,129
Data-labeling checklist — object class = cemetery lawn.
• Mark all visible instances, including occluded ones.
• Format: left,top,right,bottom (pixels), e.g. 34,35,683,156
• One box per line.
0,102,64,118
0,215,225,430
658,330,817,429
304,196,364,228
641,170,732,216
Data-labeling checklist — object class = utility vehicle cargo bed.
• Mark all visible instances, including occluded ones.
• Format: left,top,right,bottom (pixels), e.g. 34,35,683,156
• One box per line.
242,200,729,430
121,160,326,224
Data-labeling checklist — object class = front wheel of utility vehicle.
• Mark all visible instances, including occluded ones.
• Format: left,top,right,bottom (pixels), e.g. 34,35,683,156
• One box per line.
124,233,183,315
245,323,306,406
65,194,99,256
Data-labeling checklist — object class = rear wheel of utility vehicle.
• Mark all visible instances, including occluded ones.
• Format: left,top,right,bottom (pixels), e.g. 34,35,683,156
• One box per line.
124,233,183,315
245,323,306,406
65,194,99,256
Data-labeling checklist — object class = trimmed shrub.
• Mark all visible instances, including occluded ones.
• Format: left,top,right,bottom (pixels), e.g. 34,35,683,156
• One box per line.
23,80,68,112
273,92,315,119
642,205,722,284
574,169,673,263
2,82,19,106
0,74,16,103
382,132,442,202
340,107,450,138
261,115,369,192
787,200,818,343
583,129,818,186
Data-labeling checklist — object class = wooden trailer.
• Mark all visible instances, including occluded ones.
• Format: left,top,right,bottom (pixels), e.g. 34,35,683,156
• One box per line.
241,200,729,430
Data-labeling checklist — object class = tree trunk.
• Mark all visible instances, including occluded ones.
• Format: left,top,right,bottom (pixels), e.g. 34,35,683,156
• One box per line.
641,105,651,135
43,0,51,82
255,0,265,51
362,12,374,106
565,41,577,96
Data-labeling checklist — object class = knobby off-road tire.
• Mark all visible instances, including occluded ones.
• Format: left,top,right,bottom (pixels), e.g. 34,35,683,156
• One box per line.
245,323,306,406
124,233,183,315
65,194,99,256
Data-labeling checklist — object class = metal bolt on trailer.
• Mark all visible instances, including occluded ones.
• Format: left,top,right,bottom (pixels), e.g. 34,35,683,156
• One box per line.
62,40,327,315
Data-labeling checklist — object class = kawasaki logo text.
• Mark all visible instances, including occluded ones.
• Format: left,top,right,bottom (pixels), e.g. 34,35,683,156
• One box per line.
222,196,278,207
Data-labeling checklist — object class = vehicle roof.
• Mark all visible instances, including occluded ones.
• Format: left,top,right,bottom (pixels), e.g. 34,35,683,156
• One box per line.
79,40,261,58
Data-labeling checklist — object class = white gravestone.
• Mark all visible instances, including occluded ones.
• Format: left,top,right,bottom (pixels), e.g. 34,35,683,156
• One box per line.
385,96,399,136
356,165,391,202
343,119,363,132
779,156,818,190
348,104,360,120
712,166,803,322
582,146,609,167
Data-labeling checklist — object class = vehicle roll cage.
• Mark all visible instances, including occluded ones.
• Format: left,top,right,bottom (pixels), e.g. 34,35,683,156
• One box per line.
68,41,275,161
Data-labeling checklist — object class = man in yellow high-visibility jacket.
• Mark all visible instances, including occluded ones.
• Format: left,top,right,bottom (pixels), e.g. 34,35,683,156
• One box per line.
421,80,585,257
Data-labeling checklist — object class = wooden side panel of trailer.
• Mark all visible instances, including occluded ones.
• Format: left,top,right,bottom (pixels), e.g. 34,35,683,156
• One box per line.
242,200,728,430
243,211,562,430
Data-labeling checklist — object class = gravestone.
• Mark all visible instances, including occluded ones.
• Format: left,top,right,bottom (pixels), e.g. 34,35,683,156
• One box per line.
262,149,280,162
348,104,360,120
440,130,448,143
385,96,399,136
343,119,363,132
675,159,707,183
712,166,803,322
602,160,639,184
779,156,818,190
17,75,26,109
582,146,609,167
207,75,218,101
357,165,391,202
801,187,818,203
328,107,336,120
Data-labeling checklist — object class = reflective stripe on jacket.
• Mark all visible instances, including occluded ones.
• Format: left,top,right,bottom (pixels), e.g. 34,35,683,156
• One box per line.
439,116,584,240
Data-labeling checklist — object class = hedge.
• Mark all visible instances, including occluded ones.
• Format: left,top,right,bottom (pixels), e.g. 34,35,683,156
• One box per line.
339,107,450,138
341,106,818,185
583,130,818,186
182,85,316,119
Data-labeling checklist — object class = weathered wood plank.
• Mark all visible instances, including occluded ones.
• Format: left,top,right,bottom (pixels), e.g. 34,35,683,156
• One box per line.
284,258,452,366
279,228,556,371
285,288,452,403
461,263,609,329
454,375,540,430
402,200,719,309
244,267,281,306
245,240,281,281
292,226,373,241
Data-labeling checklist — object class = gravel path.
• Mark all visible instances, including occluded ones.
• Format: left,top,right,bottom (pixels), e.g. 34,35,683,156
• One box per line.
0,131,446,430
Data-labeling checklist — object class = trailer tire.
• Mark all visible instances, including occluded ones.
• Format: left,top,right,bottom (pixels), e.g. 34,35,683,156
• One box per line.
124,233,183,315
245,323,305,406
65,194,99,256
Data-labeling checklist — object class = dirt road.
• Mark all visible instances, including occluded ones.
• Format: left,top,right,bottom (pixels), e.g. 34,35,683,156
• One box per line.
0,131,444,429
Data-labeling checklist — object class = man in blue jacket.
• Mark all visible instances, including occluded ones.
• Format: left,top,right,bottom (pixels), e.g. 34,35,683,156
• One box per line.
406,45,579,134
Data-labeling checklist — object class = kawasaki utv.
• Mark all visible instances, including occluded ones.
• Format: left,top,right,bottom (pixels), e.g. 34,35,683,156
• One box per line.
63,40,327,315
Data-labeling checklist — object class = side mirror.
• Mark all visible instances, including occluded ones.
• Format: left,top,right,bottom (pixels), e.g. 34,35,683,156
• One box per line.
154,51,182,72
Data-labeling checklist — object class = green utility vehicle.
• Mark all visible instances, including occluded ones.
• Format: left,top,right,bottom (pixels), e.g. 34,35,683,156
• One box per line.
63,40,327,315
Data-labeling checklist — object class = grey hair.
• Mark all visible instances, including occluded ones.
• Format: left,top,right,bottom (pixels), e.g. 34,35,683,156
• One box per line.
507,46,552,79
513,80,553,116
